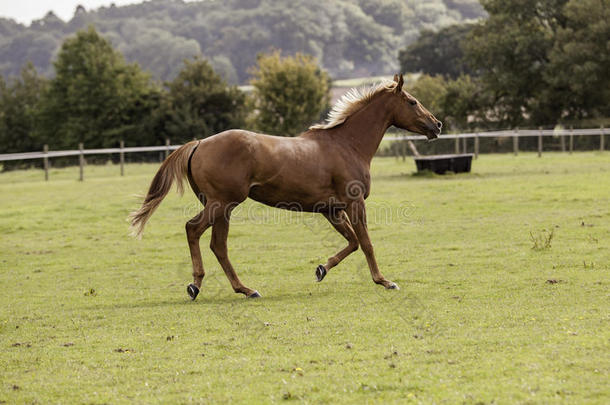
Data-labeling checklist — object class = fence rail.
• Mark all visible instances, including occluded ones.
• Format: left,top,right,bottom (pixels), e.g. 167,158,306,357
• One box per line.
0,127,606,180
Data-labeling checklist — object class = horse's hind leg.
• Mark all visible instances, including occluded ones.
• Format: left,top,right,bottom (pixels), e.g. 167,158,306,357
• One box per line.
316,210,359,282
185,207,214,300
210,203,260,298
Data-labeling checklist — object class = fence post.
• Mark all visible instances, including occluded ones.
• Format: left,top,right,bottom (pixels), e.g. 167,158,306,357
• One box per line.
165,138,170,159
78,142,84,181
601,125,605,152
120,140,125,176
569,126,574,154
454,136,459,154
474,133,479,159
43,144,49,181
462,136,467,154
513,128,519,156
538,127,543,158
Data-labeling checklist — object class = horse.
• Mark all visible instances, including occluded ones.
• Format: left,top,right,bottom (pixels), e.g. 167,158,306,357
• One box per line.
129,74,442,299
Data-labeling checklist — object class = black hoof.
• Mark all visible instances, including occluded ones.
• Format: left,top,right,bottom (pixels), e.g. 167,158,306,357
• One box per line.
386,282,400,290
187,284,200,300
247,291,261,298
316,265,327,282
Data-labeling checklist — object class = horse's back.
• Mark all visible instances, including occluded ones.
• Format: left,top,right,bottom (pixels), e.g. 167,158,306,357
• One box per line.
190,129,336,207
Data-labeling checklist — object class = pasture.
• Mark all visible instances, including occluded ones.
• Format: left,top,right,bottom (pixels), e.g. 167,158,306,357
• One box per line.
1,153,609,403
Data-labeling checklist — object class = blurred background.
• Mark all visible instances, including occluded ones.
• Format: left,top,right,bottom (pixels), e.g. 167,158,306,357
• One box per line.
0,0,608,163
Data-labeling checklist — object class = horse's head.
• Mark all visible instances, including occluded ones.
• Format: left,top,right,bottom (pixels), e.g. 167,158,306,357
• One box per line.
388,74,442,140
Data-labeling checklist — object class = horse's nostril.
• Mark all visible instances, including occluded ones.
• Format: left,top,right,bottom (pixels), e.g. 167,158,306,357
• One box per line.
437,121,442,129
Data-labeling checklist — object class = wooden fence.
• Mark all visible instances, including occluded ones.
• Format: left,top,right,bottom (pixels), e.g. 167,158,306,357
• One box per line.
0,127,607,181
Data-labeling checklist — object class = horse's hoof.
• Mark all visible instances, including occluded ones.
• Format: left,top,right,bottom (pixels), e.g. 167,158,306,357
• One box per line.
386,282,400,290
247,291,261,298
315,265,327,282
187,284,200,300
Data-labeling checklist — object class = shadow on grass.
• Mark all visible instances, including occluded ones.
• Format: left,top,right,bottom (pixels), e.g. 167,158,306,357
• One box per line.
79,288,338,311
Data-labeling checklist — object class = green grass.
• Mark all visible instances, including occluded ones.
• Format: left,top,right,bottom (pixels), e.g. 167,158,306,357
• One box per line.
1,153,609,404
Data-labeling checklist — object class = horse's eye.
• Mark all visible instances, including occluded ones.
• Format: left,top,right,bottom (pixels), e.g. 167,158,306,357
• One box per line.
409,100,417,106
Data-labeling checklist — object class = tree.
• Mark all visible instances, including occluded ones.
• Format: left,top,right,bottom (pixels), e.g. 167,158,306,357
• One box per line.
161,57,247,142
441,75,484,131
407,75,447,118
249,51,330,136
399,24,475,79
406,74,482,132
0,1,486,83
0,63,47,158
545,0,610,121
464,0,570,127
36,26,160,149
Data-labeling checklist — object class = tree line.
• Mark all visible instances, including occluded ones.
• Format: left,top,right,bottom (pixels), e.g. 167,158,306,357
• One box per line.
0,0,484,84
1,0,607,164
401,0,609,132
0,27,329,163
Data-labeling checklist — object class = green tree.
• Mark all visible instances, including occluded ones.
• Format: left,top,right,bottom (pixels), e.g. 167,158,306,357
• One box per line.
399,24,474,79
0,63,47,158
441,75,483,131
407,75,447,117
162,57,247,142
407,74,484,132
545,0,610,121
36,26,160,149
249,51,330,136
464,0,570,127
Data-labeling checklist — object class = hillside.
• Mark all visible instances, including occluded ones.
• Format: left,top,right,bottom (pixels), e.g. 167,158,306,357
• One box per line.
0,0,484,83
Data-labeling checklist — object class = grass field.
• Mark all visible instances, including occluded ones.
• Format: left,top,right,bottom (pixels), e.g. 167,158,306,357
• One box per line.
1,153,609,404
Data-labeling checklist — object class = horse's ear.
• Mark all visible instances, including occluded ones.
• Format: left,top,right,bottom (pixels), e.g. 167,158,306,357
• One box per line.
394,73,404,93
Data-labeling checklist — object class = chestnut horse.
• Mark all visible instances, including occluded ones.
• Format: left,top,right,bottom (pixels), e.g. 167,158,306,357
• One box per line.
129,74,441,299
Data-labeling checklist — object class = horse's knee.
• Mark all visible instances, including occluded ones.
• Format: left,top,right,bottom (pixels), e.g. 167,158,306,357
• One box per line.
210,240,227,260
184,221,194,240
185,221,198,241
349,241,359,253
360,240,373,254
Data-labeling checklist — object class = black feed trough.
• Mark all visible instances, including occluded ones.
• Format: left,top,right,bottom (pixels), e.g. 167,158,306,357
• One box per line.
414,153,474,174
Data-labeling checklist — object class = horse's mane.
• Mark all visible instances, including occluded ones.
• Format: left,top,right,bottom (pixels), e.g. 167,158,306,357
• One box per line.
310,80,397,130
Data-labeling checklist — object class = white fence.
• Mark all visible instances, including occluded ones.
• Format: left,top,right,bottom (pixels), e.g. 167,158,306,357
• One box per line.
0,127,607,181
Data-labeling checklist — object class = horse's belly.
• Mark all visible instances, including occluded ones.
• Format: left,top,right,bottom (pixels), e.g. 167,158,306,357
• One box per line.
248,182,334,212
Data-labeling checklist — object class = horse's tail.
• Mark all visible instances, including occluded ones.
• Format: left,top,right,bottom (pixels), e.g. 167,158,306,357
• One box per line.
129,140,199,238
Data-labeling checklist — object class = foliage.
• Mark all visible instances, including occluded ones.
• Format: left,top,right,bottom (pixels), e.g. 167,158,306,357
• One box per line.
0,63,47,158
464,0,567,127
530,228,555,250
544,0,610,121
407,75,447,118
399,24,475,79
0,0,485,83
161,57,247,143
403,0,609,130
1,154,609,403
407,74,483,132
35,26,161,149
249,51,330,136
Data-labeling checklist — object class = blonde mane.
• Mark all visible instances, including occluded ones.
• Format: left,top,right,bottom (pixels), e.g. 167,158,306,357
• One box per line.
310,80,397,130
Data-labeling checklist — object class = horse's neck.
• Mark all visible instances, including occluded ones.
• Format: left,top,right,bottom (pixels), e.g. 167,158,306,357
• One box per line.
334,95,393,162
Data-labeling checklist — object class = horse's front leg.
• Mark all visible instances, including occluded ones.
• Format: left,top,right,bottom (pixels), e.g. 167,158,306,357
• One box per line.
315,210,359,282
346,198,399,290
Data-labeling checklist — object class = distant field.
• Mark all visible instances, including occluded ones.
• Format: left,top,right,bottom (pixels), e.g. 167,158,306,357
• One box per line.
332,74,420,88
1,153,609,403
